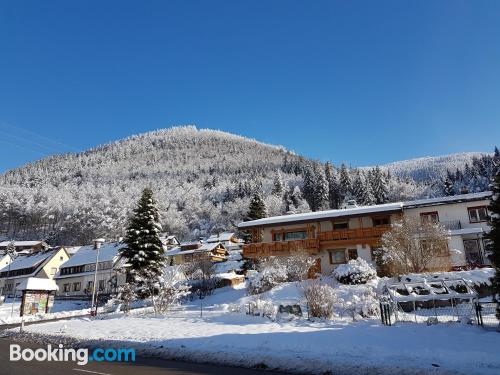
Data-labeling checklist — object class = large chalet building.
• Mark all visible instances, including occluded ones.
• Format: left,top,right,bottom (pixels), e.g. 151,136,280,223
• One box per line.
238,191,492,275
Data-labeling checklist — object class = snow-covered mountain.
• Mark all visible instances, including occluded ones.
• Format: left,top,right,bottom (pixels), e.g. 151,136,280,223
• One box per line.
376,152,489,181
0,126,494,245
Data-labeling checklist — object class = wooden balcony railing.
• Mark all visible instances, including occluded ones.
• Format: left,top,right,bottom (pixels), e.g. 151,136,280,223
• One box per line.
243,239,320,258
317,225,391,244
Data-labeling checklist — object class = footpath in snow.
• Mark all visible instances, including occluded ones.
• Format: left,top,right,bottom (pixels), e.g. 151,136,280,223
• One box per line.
9,284,500,375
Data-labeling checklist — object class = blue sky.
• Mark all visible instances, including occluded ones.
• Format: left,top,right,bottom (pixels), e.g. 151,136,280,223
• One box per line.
1,1,499,172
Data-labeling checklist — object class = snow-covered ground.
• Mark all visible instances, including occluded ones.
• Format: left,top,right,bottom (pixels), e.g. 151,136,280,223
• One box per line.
10,283,500,375
0,298,91,324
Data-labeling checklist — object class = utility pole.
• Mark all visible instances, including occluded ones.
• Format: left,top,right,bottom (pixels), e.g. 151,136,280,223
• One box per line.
90,239,103,316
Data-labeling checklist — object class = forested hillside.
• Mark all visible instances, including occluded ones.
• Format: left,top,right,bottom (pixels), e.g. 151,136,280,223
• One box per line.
0,126,496,245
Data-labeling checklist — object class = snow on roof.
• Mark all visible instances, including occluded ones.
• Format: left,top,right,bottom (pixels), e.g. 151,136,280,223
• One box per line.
238,191,493,228
449,227,485,236
207,232,235,242
238,202,404,228
402,191,492,209
0,240,44,247
64,246,83,255
17,277,59,291
0,250,58,273
165,242,224,256
60,242,125,268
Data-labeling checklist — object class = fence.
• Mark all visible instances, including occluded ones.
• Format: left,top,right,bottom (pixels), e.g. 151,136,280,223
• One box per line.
380,300,499,330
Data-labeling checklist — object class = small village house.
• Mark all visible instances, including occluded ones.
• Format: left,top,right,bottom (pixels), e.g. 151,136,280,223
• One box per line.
0,240,49,253
238,192,492,275
0,247,70,297
206,232,242,251
165,241,229,265
54,239,127,297
160,235,181,250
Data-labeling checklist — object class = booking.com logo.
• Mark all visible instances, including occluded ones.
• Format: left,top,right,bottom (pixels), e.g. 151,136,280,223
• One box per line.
10,344,136,366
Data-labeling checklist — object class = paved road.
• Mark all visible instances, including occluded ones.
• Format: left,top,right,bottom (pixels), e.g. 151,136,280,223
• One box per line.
0,338,281,375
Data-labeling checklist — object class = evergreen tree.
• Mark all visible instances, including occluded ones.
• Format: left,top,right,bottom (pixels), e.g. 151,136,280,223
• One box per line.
313,169,329,211
271,172,284,197
302,166,316,210
371,166,389,204
246,192,267,221
325,162,341,209
486,154,500,318
443,177,455,196
120,188,165,281
339,164,352,203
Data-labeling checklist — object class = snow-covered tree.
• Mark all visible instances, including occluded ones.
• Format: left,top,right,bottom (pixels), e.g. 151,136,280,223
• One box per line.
486,153,500,318
120,188,165,282
325,162,341,209
339,164,352,203
246,192,267,221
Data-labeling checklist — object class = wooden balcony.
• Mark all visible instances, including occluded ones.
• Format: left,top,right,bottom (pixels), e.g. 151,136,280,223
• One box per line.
243,239,320,259
317,225,391,246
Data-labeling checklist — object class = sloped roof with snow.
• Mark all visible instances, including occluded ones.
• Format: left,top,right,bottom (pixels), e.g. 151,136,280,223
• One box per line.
60,242,125,268
402,191,492,209
165,242,226,256
207,232,236,242
238,202,404,228
238,191,493,229
0,240,45,248
0,249,58,273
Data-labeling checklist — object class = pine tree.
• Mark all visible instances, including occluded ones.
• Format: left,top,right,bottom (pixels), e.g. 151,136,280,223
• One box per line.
339,164,352,203
486,155,500,318
120,188,165,282
371,166,389,204
313,169,329,211
271,172,284,197
246,192,267,221
325,162,341,209
443,177,455,196
302,166,316,210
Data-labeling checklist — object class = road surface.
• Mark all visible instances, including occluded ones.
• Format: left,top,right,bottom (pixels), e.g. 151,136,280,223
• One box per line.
0,337,282,375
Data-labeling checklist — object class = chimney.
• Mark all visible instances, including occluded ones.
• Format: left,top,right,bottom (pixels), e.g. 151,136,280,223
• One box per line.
93,238,105,250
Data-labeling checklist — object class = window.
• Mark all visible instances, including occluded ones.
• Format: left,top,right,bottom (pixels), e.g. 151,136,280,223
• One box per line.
73,282,81,292
372,217,390,227
63,283,71,293
420,211,439,224
98,280,105,291
59,256,64,261
333,221,349,230
463,239,482,264
468,206,488,223
284,231,307,241
273,232,283,241
348,249,358,260
329,249,346,264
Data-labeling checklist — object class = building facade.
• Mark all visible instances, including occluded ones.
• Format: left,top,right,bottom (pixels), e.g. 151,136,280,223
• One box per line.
238,192,492,275
54,240,127,297
0,247,70,296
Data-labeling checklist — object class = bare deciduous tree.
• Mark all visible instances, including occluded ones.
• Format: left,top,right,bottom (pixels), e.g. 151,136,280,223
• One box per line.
378,217,450,275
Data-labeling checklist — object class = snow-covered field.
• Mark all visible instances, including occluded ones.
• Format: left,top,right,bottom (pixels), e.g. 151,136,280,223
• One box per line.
0,298,91,324
11,282,500,375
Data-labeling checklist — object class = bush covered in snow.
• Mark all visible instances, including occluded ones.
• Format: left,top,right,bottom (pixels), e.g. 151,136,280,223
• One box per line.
302,281,337,319
247,297,278,320
248,253,316,295
333,258,377,285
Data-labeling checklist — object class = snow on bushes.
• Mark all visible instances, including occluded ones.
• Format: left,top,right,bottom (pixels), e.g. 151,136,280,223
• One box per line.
333,258,377,285
302,281,337,319
248,253,315,294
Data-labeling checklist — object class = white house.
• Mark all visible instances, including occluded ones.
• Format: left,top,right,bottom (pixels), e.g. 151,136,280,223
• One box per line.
402,191,492,268
238,191,493,275
54,239,127,297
